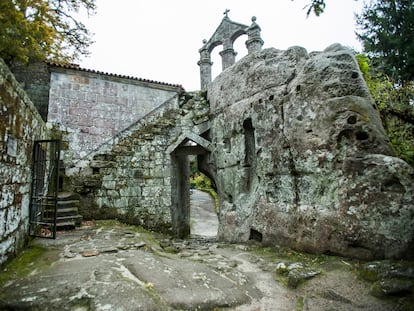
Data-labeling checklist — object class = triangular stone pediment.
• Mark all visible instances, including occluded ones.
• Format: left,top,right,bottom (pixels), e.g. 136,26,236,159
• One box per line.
167,131,212,154
203,17,248,52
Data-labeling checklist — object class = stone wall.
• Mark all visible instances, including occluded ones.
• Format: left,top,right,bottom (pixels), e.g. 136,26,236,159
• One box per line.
0,59,48,265
207,44,414,260
47,66,183,169
71,92,210,237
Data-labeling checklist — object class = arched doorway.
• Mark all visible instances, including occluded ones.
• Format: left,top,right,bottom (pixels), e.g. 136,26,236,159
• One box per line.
169,132,217,238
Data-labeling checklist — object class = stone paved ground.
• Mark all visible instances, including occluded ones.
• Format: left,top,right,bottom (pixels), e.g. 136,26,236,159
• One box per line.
190,190,218,237
1,219,412,311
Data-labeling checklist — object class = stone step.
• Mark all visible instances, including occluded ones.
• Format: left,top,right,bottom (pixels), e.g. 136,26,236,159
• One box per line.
56,207,79,217
57,200,80,208
56,221,76,229
42,191,83,230
57,192,81,201
57,215,83,224
44,206,79,215
43,215,83,227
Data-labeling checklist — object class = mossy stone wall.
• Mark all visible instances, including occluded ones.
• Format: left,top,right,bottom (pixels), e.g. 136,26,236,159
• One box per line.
0,59,49,265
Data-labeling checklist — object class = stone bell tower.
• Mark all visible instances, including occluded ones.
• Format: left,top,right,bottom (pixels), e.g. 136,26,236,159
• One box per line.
198,10,264,90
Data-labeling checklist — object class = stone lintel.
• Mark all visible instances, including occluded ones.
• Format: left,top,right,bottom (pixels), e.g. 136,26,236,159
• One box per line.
167,131,212,154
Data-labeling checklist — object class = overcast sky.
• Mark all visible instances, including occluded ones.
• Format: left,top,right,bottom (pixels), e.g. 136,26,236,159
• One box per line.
78,0,365,91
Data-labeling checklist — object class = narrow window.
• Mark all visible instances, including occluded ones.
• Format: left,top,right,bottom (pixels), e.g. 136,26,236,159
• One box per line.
243,118,256,192
243,118,255,167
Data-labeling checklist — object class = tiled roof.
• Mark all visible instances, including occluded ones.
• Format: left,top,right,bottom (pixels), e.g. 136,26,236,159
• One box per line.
46,61,184,90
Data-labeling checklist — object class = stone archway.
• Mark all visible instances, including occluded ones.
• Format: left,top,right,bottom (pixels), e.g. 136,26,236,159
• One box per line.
168,132,214,238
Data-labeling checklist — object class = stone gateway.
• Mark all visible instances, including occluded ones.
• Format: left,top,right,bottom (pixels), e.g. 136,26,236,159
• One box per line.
1,15,413,265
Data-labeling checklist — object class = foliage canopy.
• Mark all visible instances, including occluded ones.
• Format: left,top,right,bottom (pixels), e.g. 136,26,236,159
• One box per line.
304,0,327,16
356,0,414,84
0,0,96,65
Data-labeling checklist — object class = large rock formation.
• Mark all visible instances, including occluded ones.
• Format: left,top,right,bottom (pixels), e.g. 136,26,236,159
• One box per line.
208,44,414,259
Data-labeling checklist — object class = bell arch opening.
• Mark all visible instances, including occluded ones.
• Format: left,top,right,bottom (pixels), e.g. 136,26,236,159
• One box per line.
233,34,248,62
210,46,222,81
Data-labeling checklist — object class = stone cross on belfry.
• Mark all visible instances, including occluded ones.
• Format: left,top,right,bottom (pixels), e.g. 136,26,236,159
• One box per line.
223,9,230,17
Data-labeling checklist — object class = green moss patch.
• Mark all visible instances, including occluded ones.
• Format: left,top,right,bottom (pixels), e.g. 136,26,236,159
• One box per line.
0,244,59,285
250,245,352,288
94,220,167,252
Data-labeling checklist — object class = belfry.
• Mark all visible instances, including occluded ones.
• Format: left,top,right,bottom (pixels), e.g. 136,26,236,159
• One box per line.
198,11,264,90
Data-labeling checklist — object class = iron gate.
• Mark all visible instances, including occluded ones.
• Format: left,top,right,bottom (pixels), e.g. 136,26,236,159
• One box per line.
29,140,61,238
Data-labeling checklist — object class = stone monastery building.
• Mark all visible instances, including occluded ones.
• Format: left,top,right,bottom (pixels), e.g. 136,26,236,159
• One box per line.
1,15,414,265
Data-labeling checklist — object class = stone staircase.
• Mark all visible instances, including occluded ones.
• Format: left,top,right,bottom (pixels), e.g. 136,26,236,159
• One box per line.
56,192,83,229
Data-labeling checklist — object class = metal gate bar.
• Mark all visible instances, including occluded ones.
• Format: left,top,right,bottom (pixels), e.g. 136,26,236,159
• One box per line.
29,140,60,239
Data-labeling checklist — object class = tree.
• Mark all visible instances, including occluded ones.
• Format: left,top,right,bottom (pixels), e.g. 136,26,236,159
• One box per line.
356,54,414,166
304,0,326,16
0,0,96,65
356,0,414,84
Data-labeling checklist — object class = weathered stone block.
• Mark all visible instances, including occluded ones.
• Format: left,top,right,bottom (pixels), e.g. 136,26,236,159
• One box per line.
102,180,116,190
